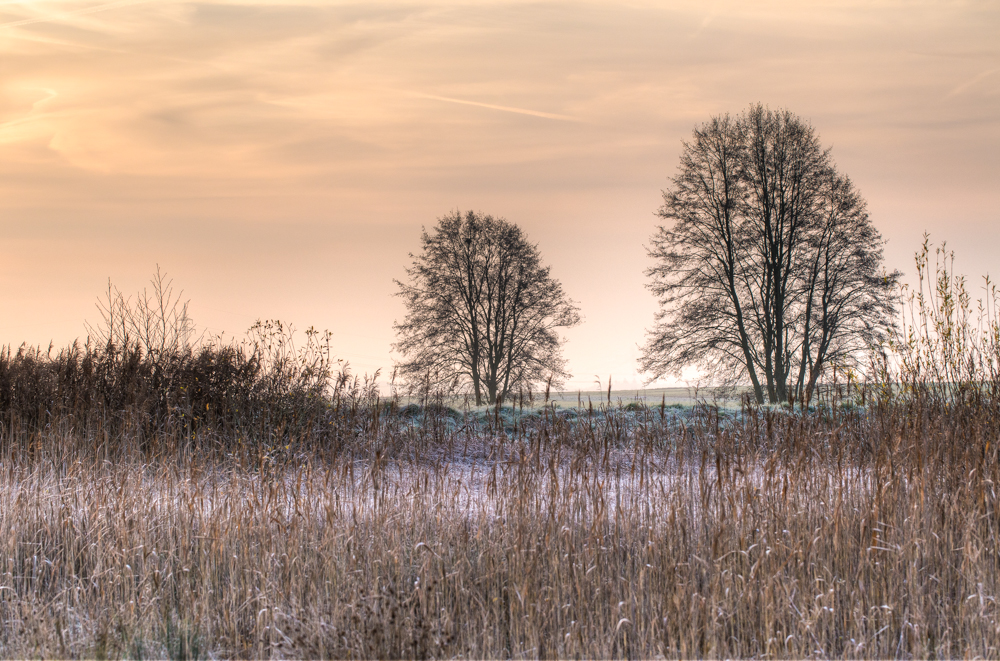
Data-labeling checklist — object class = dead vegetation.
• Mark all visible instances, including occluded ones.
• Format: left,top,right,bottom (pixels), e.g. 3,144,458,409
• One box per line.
0,383,998,659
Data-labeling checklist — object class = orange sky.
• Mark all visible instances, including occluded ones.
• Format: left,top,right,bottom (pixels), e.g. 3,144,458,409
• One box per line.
1,0,997,390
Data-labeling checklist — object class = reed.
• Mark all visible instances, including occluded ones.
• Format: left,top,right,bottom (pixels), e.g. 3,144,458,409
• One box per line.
0,383,997,659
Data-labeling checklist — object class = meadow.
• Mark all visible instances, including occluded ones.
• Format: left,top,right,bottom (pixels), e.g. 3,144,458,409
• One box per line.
0,260,998,659
1,360,999,658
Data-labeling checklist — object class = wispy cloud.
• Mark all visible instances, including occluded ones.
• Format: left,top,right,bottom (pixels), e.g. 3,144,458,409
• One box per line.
944,68,997,99
690,8,721,38
32,87,59,110
0,89,60,144
406,92,582,122
0,0,158,29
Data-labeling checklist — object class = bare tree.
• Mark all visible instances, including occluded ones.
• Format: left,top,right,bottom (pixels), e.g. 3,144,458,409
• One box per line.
642,105,899,405
394,211,581,405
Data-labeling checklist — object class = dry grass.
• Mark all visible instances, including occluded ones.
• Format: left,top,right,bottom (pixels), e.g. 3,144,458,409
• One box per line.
1,393,998,659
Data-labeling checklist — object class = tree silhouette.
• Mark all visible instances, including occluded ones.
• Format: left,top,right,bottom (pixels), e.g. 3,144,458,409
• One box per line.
642,105,900,405
394,211,581,405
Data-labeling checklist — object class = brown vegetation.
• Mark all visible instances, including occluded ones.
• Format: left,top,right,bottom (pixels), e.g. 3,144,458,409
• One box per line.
1,381,999,658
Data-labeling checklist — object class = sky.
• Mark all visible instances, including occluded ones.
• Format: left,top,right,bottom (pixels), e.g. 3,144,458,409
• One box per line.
0,0,997,390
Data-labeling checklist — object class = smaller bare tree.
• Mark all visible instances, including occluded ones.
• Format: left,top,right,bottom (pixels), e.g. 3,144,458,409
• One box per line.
394,211,581,405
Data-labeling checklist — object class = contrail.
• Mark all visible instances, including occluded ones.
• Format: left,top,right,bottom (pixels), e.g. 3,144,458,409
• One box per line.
944,68,997,99
409,92,581,122
0,0,157,29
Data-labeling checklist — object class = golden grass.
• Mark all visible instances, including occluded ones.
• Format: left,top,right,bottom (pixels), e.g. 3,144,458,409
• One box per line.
1,394,998,659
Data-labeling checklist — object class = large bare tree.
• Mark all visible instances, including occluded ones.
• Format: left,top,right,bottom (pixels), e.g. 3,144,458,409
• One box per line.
394,211,581,405
641,105,899,405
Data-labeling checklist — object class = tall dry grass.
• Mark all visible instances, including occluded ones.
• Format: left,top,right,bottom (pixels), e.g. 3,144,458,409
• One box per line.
0,249,999,658
2,389,999,659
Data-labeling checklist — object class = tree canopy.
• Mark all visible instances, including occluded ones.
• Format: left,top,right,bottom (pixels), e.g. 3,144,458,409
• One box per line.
394,211,581,405
641,105,900,404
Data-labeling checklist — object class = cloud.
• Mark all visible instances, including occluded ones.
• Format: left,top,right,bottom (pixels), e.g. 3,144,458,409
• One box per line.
690,8,721,38
405,91,582,122
0,0,160,29
944,68,997,99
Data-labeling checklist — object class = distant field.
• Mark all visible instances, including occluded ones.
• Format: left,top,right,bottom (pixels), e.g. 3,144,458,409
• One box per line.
395,386,749,410
546,386,746,409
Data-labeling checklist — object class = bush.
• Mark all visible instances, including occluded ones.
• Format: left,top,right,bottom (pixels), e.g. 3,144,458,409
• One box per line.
0,273,378,455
